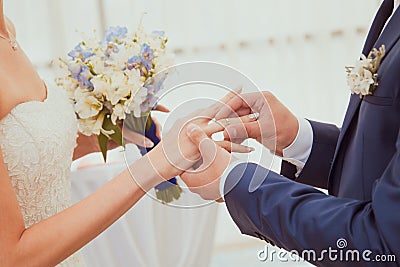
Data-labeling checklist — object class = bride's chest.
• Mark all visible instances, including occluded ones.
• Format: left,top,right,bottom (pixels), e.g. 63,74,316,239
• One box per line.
0,87,78,179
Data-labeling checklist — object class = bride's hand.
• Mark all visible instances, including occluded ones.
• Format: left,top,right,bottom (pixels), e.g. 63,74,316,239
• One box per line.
73,106,168,160
145,91,257,180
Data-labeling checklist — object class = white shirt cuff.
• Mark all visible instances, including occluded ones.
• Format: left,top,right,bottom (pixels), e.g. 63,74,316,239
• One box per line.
282,118,313,177
219,160,242,200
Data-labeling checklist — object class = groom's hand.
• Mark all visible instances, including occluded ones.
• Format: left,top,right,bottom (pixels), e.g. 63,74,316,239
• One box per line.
147,90,251,180
180,123,233,201
215,91,298,156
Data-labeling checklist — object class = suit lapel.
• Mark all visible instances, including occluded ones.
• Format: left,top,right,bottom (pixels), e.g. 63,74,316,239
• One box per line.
337,0,394,146
361,0,395,55
329,0,399,189
373,7,400,57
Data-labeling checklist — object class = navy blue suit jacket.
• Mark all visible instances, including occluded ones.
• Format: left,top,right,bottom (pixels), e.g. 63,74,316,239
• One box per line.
224,1,400,266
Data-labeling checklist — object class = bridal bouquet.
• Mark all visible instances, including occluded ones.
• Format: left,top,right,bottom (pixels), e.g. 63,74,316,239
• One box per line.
56,25,181,203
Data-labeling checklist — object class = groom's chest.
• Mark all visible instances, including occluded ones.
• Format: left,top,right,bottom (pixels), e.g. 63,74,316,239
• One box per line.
331,40,400,200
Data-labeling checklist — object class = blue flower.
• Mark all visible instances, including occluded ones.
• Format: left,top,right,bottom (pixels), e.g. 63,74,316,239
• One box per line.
153,77,165,94
105,26,128,43
68,44,95,61
139,94,158,113
140,43,154,71
68,62,82,80
77,65,93,88
148,94,158,107
104,43,120,57
126,56,142,70
124,44,155,75
68,62,92,88
140,102,150,113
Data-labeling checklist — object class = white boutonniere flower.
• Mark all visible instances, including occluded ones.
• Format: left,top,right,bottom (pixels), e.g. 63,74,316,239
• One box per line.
346,45,385,98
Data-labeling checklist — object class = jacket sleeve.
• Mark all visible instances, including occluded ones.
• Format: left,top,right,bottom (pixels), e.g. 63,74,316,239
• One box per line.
281,120,340,189
225,130,400,266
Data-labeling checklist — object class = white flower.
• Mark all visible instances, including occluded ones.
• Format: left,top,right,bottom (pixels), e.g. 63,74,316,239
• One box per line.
107,72,131,105
347,55,375,96
74,89,103,119
78,112,105,136
111,103,127,124
125,68,144,92
91,54,106,74
130,100,142,118
346,45,386,97
347,71,374,95
108,44,139,68
92,72,129,105
123,96,133,114
91,75,109,97
68,61,82,75
127,86,148,117
58,25,173,141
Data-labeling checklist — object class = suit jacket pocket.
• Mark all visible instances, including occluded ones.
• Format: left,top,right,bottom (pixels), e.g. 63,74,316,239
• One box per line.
363,95,399,106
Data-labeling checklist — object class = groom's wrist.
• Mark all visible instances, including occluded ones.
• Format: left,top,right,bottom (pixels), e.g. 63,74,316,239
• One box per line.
276,114,299,156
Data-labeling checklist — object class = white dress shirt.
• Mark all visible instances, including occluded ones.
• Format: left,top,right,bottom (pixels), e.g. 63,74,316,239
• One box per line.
219,0,400,199
395,0,400,13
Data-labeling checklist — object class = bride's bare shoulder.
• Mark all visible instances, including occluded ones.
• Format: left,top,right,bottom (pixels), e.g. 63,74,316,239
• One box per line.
5,16,16,37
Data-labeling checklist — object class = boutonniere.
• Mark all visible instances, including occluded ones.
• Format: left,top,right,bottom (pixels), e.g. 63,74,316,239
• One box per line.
346,45,385,98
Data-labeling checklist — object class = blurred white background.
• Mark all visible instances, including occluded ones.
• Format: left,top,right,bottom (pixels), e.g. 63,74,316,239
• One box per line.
4,0,381,266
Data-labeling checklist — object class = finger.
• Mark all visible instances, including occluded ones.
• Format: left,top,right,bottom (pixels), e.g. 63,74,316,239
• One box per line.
204,112,260,135
200,88,242,118
235,107,253,117
153,117,162,139
223,121,262,142
215,94,249,120
122,128,154,148
187,123,217,166
212,107,252,121
153,104,170,113
215,140,254,153
219,88,242,104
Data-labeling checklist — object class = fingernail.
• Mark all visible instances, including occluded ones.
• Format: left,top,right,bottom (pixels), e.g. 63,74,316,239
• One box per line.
248,147,255,152
145,140,154,147
187,123,200,135
248,112,260,120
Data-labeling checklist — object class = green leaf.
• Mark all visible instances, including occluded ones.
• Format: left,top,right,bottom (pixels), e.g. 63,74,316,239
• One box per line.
124,113,151,134
97,132,109,162
155,185,183,204
145,113,152,131
103,116,124,147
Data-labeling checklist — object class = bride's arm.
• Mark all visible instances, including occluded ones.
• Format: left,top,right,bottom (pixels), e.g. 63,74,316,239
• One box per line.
0,90,245,267
0,146,167,267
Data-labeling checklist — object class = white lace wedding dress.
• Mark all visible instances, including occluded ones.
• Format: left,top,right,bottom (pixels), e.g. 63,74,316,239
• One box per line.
0,81,86,266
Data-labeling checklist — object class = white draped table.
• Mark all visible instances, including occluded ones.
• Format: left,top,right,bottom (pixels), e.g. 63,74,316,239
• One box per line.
71,144,218,267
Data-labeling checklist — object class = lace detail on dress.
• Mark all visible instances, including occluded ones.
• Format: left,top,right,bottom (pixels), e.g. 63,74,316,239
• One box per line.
0,82,85,267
